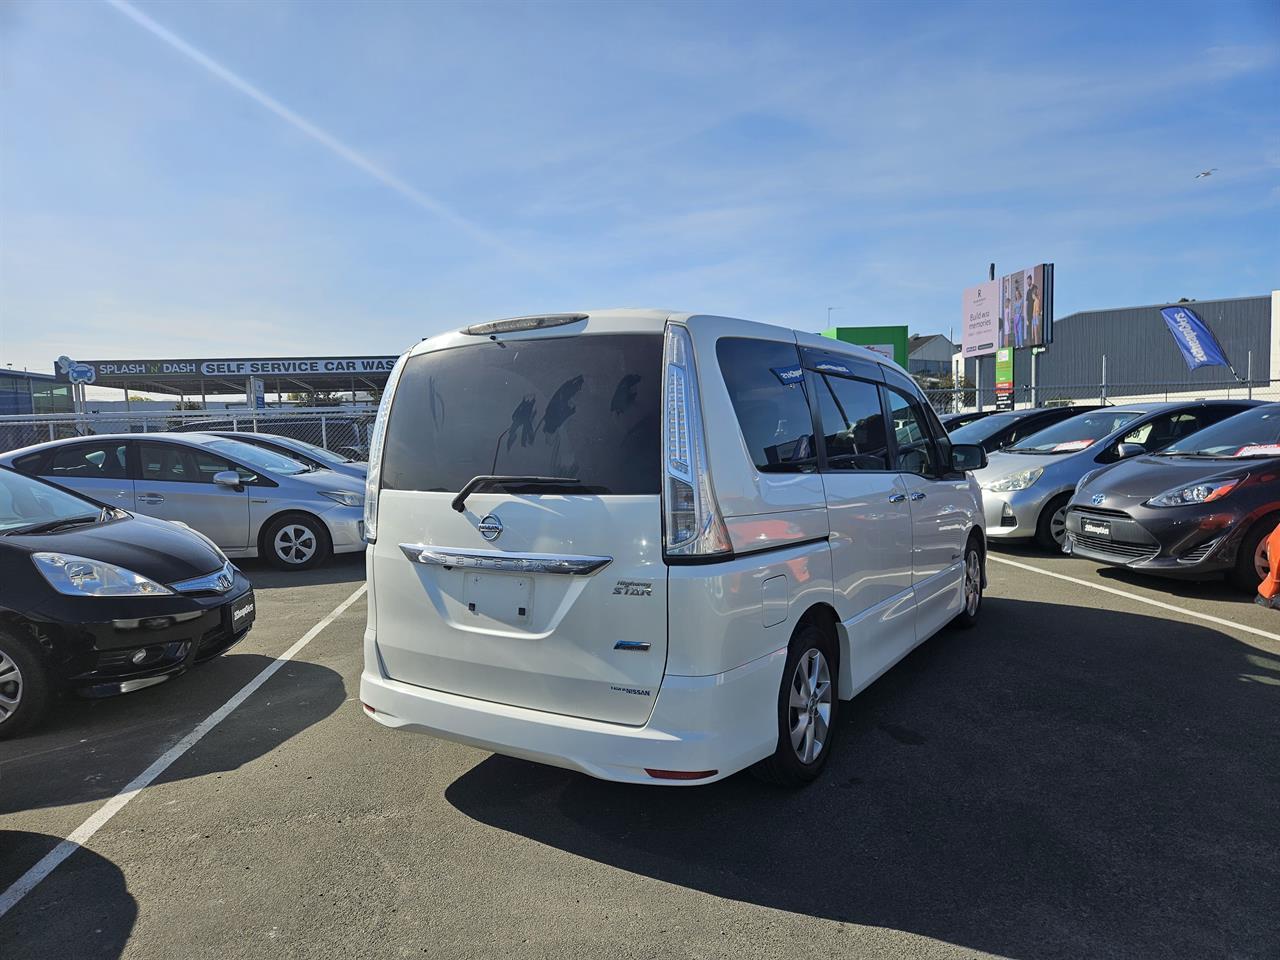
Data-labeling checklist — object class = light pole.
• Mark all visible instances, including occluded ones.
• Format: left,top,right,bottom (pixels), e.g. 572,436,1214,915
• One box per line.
827,306,840,326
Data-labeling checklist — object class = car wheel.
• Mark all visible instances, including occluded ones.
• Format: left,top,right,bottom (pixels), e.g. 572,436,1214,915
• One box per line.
953,536,984,629
0,627,53,740
1035,493,1071,552
1231,516,1280,594
751,623,838,786
263,513,332,571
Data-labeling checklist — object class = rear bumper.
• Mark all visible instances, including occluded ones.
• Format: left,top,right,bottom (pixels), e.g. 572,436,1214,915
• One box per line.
359,642,785,785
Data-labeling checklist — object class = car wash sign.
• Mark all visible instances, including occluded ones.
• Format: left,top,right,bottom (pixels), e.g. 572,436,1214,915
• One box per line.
54,356,400,385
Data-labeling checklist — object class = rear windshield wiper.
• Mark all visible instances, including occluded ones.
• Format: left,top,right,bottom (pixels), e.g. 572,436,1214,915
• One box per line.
5,514,102,536
451,475,582,513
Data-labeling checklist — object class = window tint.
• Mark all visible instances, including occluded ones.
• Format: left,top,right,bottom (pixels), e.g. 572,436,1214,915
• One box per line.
140,443,240,484
46,441,128,480
813,374,889,470
717,338,816,473
885,388,938,475
383,334,662,494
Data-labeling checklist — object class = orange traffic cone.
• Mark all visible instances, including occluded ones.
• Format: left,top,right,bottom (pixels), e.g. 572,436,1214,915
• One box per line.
1254,523,1280,608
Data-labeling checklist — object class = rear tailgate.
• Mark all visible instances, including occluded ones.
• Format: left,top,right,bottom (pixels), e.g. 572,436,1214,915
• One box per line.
371,328,667,726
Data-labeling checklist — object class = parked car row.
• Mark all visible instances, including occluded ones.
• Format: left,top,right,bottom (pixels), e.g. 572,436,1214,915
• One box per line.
0,433,366,570
941,398,1280,593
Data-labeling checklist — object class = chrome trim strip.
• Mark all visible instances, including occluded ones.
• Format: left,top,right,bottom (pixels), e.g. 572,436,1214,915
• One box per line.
398,544,612,576
170,560,237,595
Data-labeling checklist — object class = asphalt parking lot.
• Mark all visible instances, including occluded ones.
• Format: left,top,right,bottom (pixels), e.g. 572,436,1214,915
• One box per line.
2,548,1277,960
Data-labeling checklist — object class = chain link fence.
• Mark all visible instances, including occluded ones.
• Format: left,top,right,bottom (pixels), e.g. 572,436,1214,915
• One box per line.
0,407,378,459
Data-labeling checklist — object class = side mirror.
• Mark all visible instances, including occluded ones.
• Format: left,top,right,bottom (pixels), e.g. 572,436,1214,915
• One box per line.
1115,442,1146,460
950,442,988,473
212,470,244,490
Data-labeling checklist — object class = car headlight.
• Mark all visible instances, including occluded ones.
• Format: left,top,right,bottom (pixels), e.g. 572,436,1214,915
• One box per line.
318,489,364,507
1147,477,1241,507
33,553,174,597
983,466,1044,492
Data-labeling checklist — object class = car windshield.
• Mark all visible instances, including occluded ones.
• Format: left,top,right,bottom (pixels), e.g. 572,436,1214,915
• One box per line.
949,412,1024,445
0,468,106,534
1160,406,1280,458
207,438,311,475
275,437,354,464
1008,410,1143,454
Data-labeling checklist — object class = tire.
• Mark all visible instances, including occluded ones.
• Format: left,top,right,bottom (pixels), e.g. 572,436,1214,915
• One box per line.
262,513,332,571
953,536,984,629
1231,516,1278,594
751,623,839,787
0,626,53,740
1035,493,1072,552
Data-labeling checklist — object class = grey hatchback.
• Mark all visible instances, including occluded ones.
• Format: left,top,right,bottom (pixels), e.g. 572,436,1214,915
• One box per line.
1,433,366,570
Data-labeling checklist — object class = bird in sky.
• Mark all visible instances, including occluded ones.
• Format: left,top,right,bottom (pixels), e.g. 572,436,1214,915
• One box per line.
1193,168,1218,179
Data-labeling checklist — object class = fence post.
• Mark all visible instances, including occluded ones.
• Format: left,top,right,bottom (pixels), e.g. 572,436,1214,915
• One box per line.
1248,351,1253,400
1101,355,1107,404
48,422,55,442
321,415,329,450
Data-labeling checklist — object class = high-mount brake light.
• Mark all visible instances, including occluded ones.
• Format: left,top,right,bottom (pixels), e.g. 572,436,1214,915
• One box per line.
363,350,411,543
463,314,588,336
661,323,732,559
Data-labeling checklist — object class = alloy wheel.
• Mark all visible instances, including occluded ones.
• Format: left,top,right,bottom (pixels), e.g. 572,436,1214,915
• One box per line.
1254,538,1270,583
788,649,832,765
964,548,982,617
1050,505,1068,545
274,524,318,565
0,648,23,726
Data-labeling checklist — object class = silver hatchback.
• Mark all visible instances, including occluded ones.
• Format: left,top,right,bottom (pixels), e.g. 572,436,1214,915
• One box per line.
0,433,366,570
973,400,1260,550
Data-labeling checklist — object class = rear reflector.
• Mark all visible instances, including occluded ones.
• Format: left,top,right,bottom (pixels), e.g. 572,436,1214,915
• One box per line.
362,702,376,714
645,768,718,781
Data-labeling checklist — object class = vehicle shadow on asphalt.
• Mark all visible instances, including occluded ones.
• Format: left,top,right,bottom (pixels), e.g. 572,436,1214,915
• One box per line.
0,656,345,820
234,552,366,589
446,599,1280,960
0,831,135,959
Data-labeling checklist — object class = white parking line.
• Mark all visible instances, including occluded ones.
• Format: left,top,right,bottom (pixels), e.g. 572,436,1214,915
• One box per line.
988,555,1280,645
0,583,368,919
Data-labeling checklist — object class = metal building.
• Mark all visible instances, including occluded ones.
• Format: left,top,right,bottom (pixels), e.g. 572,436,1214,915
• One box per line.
965,292,1278,404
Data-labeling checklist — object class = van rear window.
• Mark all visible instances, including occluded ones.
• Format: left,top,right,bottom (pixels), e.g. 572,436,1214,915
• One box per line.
382,334,662,495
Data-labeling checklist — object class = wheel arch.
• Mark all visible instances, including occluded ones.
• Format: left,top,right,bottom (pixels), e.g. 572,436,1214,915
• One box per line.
794,602,844,697
256,509,334,558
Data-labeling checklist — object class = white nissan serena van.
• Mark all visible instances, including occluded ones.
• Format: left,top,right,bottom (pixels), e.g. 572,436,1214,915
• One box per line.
360,310,988,785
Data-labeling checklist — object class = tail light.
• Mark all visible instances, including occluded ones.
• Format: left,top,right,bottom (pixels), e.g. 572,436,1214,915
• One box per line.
662,323,731,560
363,350,410,543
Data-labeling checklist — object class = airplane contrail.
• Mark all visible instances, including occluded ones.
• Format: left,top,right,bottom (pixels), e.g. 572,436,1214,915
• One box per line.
104,0,512,255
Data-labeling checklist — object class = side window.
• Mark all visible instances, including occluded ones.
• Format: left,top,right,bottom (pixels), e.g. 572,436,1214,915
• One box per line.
12,452,46,476
140,444,237,484
716,338,817,473
813,374,890,471
1124,411,1212,452
45,442,128,480
883,387,939,477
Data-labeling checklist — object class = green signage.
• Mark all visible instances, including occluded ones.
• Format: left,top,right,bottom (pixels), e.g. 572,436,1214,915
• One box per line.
995,347,1014,410
821,325,909,368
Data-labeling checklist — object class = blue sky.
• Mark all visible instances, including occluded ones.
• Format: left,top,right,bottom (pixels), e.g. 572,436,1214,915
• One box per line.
1,0,1277,376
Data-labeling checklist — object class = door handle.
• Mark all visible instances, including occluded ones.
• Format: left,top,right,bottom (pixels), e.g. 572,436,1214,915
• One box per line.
137,494,165,504
888,493,907,503
910,492,926,501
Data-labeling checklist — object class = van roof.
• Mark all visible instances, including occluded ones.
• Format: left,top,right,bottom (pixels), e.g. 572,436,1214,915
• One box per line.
411,308,897,370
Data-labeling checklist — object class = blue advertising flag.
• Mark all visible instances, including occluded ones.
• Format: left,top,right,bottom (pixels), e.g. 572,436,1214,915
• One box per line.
1160,306,1232,372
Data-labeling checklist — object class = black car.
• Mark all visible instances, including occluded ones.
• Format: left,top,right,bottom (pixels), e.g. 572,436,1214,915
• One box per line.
1066,403,1280,591
949,404,1105,454
0,466,255,738
939,410,993,431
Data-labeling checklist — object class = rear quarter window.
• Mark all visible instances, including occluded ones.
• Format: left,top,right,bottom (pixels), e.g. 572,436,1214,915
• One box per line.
716,338,817,473
382,334,662,495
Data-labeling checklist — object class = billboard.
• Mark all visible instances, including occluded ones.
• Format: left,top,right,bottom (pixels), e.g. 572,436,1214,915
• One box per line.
994,347,1014,411
997,264,1053,350
961,281,999,358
